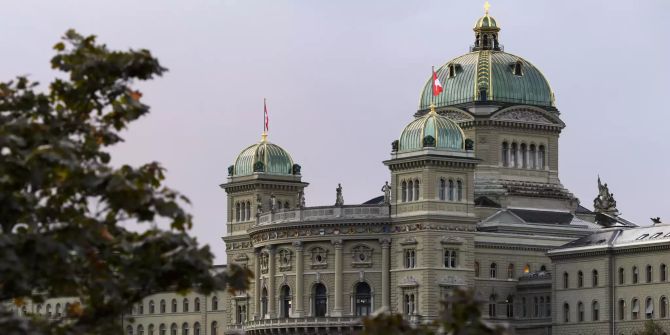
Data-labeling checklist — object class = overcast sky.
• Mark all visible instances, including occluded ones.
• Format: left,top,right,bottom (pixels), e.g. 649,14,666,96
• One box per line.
3,0,668,263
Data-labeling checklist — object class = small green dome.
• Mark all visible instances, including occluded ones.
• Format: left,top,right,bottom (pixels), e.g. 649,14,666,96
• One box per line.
232,136,294,176
399,109,465,152
474,14,498,30
418,51,555,109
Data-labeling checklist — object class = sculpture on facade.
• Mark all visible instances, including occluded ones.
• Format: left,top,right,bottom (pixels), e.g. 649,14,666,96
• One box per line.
270,193,277,213
297,190,306,208
256,194,263,216
381,181,391,205
593,176,619,214
335,183,344,206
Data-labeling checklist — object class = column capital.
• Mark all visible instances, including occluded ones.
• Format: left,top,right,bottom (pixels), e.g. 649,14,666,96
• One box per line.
379,238,391,248
292,241,304,251
331,238,344,249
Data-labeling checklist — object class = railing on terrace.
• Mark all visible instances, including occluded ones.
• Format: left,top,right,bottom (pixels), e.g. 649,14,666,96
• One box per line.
256,205,390,226
243,316,361,330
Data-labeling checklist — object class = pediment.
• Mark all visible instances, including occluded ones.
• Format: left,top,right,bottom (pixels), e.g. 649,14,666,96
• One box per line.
439,108,474,122
491,106,563,126
482,210,526,225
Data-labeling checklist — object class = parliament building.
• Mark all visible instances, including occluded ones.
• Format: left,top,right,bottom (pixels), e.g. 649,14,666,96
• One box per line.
12,5,670,335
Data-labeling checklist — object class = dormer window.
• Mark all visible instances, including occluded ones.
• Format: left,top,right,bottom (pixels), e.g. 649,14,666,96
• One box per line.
513,60,523,76
448,64,456,78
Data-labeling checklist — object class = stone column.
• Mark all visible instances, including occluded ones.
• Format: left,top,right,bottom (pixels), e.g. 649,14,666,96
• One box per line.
267,246,276,318
380,238,391,310
254,249,261,320
332,239,344,317
293,241,305,317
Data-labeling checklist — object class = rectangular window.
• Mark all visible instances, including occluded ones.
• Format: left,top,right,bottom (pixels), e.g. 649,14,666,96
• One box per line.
443,249,457,268
404,249,416,269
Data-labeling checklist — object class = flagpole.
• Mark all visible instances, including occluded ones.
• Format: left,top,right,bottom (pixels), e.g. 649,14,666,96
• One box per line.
262,98,267,142
431,66,435,108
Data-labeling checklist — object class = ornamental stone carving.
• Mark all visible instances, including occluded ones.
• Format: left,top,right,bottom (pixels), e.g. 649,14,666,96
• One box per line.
442,110,473,122
310,247,328,269
492,109,554,124
351,245,373,267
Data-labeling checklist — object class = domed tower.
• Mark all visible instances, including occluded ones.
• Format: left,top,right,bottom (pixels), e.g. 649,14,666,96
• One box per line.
416,4,575,213
386,106,479,217
221,133,308,236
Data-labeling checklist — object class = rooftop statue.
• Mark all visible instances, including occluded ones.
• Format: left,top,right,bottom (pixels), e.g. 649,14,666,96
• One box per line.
335,183,344,206
297,190,306,208
593,176,619,215
381,181,391,205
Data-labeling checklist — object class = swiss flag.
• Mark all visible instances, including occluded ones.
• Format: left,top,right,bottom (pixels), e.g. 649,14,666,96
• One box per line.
264,98,269,132
432,67,443,96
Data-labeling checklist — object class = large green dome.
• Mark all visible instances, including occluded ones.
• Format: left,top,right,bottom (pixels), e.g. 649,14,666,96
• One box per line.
419,51,555,110
399,109,465,152
232,136,294,176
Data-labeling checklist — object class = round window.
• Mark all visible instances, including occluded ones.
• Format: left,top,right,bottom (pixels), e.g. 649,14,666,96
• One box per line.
316,255,322,263
359,253,366,261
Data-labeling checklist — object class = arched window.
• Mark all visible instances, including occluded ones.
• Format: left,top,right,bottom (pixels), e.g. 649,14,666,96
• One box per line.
181,322,189,335
539,297,545,317
171,299,177,313
577,301,584,322
280,285,292,318
488,294,497,317
127,325,134,335
474,261,480,277
633,266,639,284
241,202,246,220
538,145,545,169
404,294,415,316
401,181,407,202
159,324,166,335
278,201,282,210
439,179,446,200
646,265,653,283
448,63,456,78
247,201,252,218
314,283,327,317
138,325,144,335
577,271,583,287
632,298,640,320
170,323,177,335
284,201,289,209
235,203,240,222
502,142,509,167
592,301,599,321
138,303,144,315
662,264,667,282
160,300,166,313
522,297,527,317
507,264,515,279
448,179,455,201
407,181,413,201
563,272,569,289
183,298,189,313
510,143,518,168
149,300,155,314
661,297,668,318
534,297,539,317
193,323,200,335
261,287,268,317
618,299,626,320
404,250,416,268
236,304,246,323
211,296,218,311
210,321,218,335
36,304,42,315
563,303,570,323
529,144,536,169
149,324,155,335
619,268,625,284
414,179,420,200
457,180,463,201
540,265,547,271
506,296,514,318
55,303,61,317
592,270,599,287
520,143,527,168
646,297,654,319
444,249,457,268
490,263,497,278
524,264,531,273
194,298,200,312
355,282,372,316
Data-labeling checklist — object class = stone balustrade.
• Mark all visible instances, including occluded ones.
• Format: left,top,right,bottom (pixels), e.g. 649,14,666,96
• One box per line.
256,205,390,226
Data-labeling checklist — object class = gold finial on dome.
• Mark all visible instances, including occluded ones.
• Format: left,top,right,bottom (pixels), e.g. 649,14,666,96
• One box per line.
484,1,491,15
261,132,268,142
429,103,437,115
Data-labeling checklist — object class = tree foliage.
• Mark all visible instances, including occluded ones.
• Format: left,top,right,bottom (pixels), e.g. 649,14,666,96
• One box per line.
641,319,666,335
360,289,507,335
0,30,250,334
